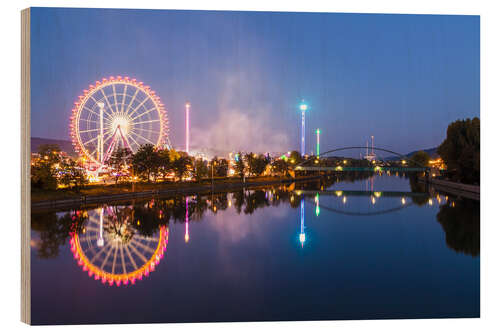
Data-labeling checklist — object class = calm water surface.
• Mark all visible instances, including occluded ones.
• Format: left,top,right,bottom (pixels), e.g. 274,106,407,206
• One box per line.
31,175,480,324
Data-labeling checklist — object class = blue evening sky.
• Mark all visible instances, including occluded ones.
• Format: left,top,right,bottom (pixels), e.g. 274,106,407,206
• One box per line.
30,8,479,155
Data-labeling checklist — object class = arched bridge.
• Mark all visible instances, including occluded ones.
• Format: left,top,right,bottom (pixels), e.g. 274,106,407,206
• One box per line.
293,146,430,172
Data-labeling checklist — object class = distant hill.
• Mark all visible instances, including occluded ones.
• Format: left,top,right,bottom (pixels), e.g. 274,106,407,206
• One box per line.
31,137,76,156
385,147,439,161
406,147,439,159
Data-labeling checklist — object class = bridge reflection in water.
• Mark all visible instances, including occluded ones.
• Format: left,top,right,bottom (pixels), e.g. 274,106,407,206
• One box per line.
294,186,451,247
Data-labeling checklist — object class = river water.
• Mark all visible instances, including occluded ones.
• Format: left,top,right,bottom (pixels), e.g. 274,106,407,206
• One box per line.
30,174,480,324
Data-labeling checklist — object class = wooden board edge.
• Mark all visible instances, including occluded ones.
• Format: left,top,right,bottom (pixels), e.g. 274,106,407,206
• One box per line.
21,7,31,325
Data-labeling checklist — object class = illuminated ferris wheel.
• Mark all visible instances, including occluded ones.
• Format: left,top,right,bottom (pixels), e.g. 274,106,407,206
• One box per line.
70,76,171,167
70,206,168,286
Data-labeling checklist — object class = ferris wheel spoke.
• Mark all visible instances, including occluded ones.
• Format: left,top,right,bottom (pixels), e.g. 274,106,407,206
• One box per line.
131,106,158,121
131,119,161,126
82,127,113,147
82,135,100,146
82,119,101,125
90,241,112,264
130,238,155,253
130,130,155,145
88,215,99,224
126,133,141,149
78,128,104,134
111,245,119,274
124,244,138,270
102,129,116,147
89,94,98,104
128,243,149,264
120,84,128,114
137,128,162,135
101,89,116,117
119,245,127,275
84,223,101,231
87,97,114,120
78,126,111,134
83,225,100,232
124,87,140,117
83,106,112,122
112,83,120,114
84,235,101,243
99,243,115,270
87,147,99,160
128,96,149,119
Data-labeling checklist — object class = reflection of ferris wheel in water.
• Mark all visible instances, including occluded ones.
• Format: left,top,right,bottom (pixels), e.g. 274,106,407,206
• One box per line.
70,207,168,286
70,76,171,168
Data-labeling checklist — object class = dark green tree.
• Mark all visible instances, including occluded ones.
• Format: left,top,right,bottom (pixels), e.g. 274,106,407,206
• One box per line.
157,148,172,181
59,159,88,191
410,150,430,167
31,210,88,258
288,150,302,165
408,175,430,206
235,152,245,179
232,189,245,213
132,201,170,237
272,158,289,176
172,155,191,181
436,199,479,256
212,158,229,177
31,162,58,190
243,190,269,214
31,144,63,190
38,144,62,164
131,144,161,182
108,147,132,183
437,117,480,184
246,154,269,176
193,158,208,182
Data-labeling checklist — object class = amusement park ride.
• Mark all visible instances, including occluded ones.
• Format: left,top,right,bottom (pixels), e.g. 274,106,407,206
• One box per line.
70,206,168,287
70,76,171,175
69,77,172,286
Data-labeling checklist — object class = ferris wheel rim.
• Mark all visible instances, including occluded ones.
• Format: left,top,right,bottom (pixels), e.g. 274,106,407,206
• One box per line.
69,76,170,167
70,223,168,287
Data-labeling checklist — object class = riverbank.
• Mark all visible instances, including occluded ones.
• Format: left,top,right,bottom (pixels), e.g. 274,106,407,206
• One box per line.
31,175,323,210
420,177,480,201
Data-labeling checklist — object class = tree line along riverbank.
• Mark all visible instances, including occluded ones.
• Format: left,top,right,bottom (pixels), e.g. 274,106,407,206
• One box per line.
31,175,322,207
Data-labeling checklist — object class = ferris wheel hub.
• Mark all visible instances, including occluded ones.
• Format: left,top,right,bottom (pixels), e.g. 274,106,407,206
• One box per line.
111,115,132,136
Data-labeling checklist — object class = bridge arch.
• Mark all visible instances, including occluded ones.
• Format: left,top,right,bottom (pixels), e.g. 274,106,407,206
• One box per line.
295,146,430,169
300,190,429,216
310,199,413,216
